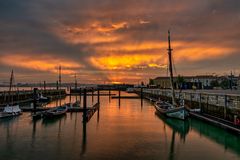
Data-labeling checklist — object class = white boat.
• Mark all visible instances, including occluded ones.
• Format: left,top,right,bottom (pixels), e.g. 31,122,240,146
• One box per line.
154,31,188,120
0,70,22,118
0,105,22,118
154,100,188,120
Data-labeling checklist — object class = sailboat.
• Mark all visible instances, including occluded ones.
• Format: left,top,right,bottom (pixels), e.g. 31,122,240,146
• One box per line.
0,70,22,118
43,65,68,118
154,31,188,120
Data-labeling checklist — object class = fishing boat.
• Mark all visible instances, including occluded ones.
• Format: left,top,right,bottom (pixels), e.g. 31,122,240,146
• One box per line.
154,31,188,120
0,70,22,119
43,105,68,118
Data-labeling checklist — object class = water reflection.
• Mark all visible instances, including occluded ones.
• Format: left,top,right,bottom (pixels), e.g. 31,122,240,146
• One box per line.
0,93,240,160
156,113,190,140
81,121,87,156
42,115,67,127
190,118,240,155
155,112,240,159
155,113,190,160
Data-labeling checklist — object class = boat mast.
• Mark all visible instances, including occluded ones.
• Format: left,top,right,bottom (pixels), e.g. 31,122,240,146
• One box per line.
167,30,176,106
8,70,14,105
59,65,61,90
74,73,77,89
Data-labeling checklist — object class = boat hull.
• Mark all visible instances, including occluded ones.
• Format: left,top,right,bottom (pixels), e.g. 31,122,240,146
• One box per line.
0,105,22,119
0,112,22,118
43,106,68,118
154,102,188,120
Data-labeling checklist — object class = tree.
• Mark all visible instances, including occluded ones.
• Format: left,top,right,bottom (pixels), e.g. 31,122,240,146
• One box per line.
220,79,230,89
176,75,185,89
149,79,154,85
210,80,220,87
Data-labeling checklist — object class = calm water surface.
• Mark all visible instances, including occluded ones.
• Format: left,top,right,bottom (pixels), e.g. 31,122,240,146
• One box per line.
0,91,240,160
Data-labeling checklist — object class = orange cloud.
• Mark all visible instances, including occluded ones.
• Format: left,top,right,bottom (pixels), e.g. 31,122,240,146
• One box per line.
91,21,128,33
90,54,167,70
52,21,128,45
97,41,165,52
0,54,82,74
171,41,236,62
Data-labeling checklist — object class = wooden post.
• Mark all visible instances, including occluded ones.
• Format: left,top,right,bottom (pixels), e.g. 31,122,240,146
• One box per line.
92,88,94,103
207,95,209,114
33,88,37,114
199,93,202,114
17,90,19,104
109,89,111,101
44,81,46,93
83,89,87,122
79,88,82,105
3,91,6,103
141,87,143,106
118,89,121,107
224,95,227,119
69,87,72,104
190,93,192,107
56,81,59,90
97,89,100,104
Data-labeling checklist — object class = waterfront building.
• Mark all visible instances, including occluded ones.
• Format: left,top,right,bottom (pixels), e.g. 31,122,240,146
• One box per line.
150,75,217,89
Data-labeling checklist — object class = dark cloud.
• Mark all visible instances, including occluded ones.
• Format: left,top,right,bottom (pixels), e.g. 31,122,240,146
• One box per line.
0,0,239,83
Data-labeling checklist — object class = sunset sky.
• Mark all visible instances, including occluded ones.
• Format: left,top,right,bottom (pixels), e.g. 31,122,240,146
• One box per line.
0,0,239,84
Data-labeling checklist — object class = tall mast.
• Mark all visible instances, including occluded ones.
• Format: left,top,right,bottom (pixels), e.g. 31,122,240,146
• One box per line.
59,65,61,90
167,30,176,106
58,65,62,106
8,70,14,105
9,70,14,93
74,73,77,89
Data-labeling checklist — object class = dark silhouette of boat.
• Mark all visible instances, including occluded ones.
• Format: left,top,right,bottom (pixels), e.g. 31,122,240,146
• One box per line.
43,105,68,118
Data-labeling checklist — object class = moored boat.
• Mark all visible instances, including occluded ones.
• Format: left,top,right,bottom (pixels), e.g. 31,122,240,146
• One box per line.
0,70,22,119
154,100,188,120
154,31,188,120
0,105,22,118
43,105,68,118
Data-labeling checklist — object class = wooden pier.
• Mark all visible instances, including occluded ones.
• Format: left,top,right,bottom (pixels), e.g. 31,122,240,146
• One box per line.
0,89,66,106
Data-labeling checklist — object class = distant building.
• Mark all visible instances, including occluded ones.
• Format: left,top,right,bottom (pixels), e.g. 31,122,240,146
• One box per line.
151,76,172,89
150,75,217,89
190,75,217,89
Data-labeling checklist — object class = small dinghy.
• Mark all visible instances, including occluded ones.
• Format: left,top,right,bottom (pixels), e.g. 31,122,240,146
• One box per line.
43,105,68,118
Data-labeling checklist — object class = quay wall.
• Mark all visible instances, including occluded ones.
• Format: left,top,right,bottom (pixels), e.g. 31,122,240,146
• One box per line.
142,89,240,125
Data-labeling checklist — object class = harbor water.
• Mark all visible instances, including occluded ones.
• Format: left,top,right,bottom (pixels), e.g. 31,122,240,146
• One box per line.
0,91,240,160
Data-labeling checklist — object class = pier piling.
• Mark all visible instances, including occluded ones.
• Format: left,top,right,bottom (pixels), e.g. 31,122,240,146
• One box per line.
83,89,87,122
97,89,100,104
92,88,94,103
118,89,121,106
33,88,37,114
